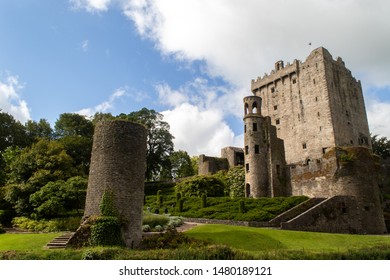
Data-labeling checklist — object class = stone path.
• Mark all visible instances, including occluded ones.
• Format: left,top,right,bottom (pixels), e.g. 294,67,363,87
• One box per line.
45,232,74,249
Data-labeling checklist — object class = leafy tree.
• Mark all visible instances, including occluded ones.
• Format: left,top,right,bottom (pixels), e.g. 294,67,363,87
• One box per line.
29,176,87,219
58,136,92,176
0,110,29,152
25,119,53,142
225,166,245,198
92,112,115,125
371,134,390,159
170,150,195,179
3,139,78,217
54,113,94,138
117,108,174,181
191,156,199,175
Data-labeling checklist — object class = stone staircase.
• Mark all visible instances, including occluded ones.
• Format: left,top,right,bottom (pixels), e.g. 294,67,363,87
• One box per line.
46,232,74,249
269,197,327,227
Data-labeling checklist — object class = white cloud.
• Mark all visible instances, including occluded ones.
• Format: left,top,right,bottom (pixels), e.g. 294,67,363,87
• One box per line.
366,97,390,139
70,0,113,12
123,0,390,88
162,103,238,156
0,75,31,123
76,87,127,117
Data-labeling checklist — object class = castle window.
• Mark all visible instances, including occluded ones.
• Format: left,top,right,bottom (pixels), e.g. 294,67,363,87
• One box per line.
255,145,259,154
276,119,280,125
319,126,322,131
245,103,249,115
302,143,307,149
244,125,246,133
322,147,327,154
274,105,278,110
317,112,320,117
276,164,281,176
271,87,275,93
313,79,316,84
364,206,370,211
315,96,318,102
246,163,250,172
253,123,258,131
245,145,249,155
252,102,258,114
350,140,354,144
292,79,297,84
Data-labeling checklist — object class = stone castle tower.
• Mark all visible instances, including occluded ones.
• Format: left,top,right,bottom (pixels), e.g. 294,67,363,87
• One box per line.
245,47,386,234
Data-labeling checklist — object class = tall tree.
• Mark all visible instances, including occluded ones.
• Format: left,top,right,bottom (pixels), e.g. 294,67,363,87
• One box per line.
117,108,174,181
25,119,53,142
54,113,94,138
170,150,195,179
0,110,29,152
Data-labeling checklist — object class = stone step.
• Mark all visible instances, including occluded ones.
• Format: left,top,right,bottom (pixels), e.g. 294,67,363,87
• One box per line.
46,232,74,249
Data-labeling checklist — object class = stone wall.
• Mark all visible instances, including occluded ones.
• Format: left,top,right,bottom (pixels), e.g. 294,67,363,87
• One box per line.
198,154,229,175
83,120,147,248
289,147,387,234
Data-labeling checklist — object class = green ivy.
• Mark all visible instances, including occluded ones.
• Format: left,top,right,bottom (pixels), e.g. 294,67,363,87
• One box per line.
90,216,124,247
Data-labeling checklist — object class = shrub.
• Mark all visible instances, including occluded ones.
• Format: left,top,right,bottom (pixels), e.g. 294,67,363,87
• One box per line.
239,200,245,213
201,194,207,208
175,175,225,197
157,190,163,208
142,225,151,232
142,214,169,228
11,216,82,232
90,216,124,247
154,225,163,232
0,224,5,234
178,199,184,212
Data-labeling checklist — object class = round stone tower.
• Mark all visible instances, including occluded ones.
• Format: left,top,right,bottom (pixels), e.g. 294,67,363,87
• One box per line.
243,95,269,197
84,120,147,248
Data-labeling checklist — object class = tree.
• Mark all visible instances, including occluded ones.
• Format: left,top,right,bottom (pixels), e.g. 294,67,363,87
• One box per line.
54,113,94,138
3,139,78,217
117,108,174,181
170,150,194,179
0,110,29,152
371,134,390,159
25,119,53,142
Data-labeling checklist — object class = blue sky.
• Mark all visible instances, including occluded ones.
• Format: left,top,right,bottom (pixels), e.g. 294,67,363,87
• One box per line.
1,0,390,156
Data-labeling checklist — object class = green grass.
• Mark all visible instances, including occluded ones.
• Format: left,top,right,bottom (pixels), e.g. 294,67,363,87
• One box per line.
184,224,390,254
0,233,61,250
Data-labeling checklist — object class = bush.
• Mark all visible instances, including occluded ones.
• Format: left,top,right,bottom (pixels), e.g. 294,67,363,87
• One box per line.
142,214,169,228
90,216,124,247
99,191,117,217
12,216,82,232
0,224,5,234
154,225,163,232
175,175,225,197
142,225,151,232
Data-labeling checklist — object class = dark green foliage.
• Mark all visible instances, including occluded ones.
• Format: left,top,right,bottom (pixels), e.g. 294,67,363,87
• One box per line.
170,150,195,179
178,199,184,212
371,134,390,159
201,194,207,208
90,216,124,247
144,181,175,196
175,175,226,197
239,200,245,213
0,209,15,225
0,224,5,234
54,113,94,138
157,190,163,208
99,191,117,217
176,192,182,203
0,111,29,152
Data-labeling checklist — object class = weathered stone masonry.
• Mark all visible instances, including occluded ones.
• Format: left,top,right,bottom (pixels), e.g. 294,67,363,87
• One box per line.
84,120,147,248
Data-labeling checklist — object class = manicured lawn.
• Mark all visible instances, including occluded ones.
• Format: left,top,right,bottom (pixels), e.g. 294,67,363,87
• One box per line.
0,233,61,250
184,224,390,253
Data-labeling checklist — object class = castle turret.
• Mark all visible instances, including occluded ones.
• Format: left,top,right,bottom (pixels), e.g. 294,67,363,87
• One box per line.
243,95,269,197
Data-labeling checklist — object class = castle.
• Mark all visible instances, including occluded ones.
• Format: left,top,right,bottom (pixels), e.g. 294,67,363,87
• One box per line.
199,47,387,234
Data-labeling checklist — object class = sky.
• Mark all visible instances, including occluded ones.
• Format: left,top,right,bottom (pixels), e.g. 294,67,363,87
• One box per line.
1,0,390,156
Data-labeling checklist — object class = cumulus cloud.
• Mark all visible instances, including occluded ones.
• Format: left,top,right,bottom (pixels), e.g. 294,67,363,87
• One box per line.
0,75,31,123
162,103,238,156
76,87,127,117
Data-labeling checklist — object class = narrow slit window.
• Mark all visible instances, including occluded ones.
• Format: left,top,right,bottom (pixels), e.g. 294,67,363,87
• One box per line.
254,145,259,154
253,123,258,131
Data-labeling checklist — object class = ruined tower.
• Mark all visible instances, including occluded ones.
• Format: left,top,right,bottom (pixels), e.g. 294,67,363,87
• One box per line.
84,120,147,248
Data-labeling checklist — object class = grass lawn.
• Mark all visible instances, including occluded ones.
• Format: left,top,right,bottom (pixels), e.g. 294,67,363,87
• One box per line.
184,224,390,254
0,233,61,250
